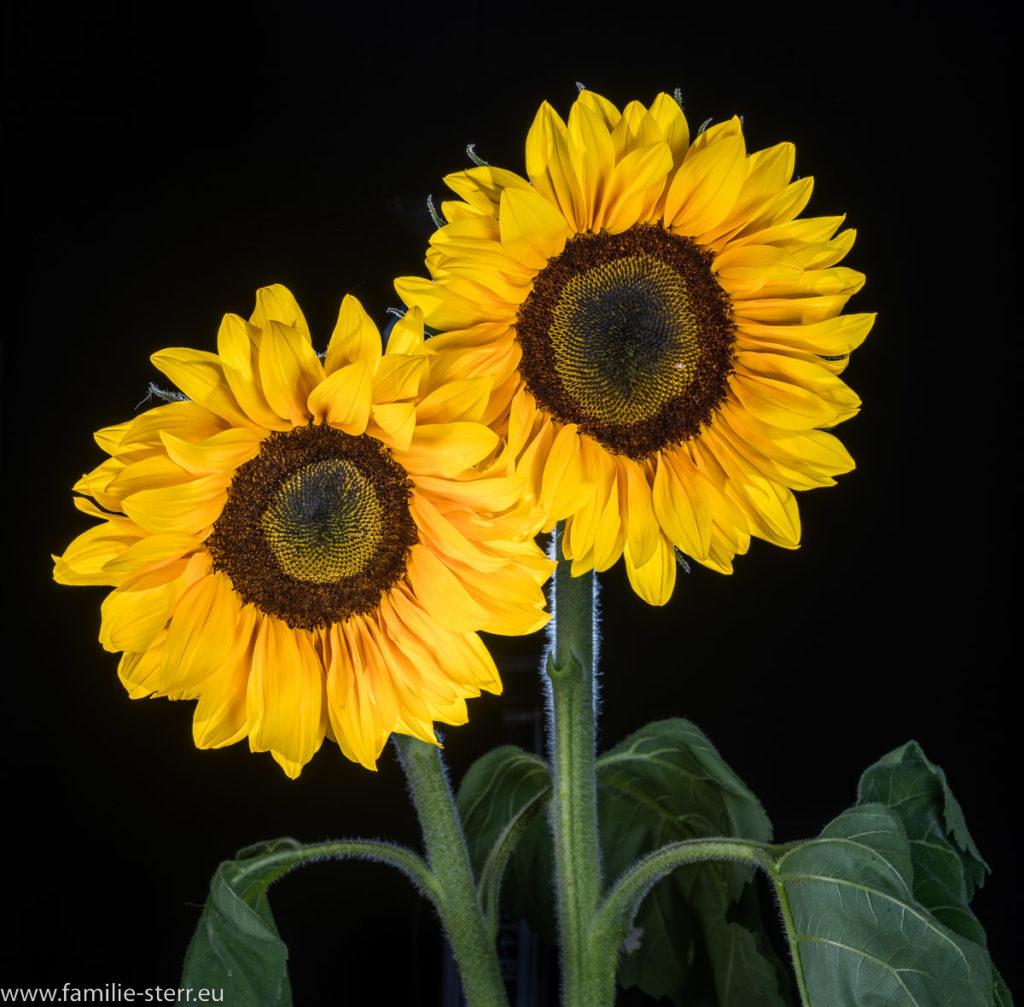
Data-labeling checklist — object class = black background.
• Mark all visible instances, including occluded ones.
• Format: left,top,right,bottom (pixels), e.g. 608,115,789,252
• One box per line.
3,1,1017,1003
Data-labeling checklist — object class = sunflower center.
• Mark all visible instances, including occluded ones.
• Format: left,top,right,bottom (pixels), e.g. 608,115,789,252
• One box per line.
261,459,384,583
549,253,701,425
208,425,417,631
515,223,734,458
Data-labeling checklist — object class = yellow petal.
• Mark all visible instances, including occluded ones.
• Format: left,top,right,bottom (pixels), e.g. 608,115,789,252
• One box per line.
71,496,137,526
619,457,660,567
734,352,861,424
101,533,198,576
122,476,227,535
307,359,372,433
159,427,263,476
74,456,127,512
325,294,382,372
118,634,165,698
577,90,621,131
732,293,855,326
714,411,836,490
567,97,616,229
327,620,399,771
714,244,804,294
194,605,258,748
564,439,614,568
703,142,796,243
410,491,509,574
624,534,676,606
665,127,746,236
394,422,498,477
94,421,130,455
539,424,593,521
379,594,465,710
99,562,187,653
524,100,583,231
436,260,531,305
384,590,502,696
602,142,673,234
258,320,324,425
250,284,311,342
516,420,555,520
394,275,499,331
444,164,532,213
648,92,690,166
706,428,802,548
160,572,241,693
217,313,291,431
53,523,141,586
246,617,325,771
416,376,492,424
404,543,492,632
652,451,712,560
430,214,500,245
412,472,526,513
150,348,259,430
609,101,664,158
499,186,571,270
120,401,228,450
369,402,417,450
372,354,428,403
579,437,624,571
739,176,814,235
107,454,193,497
385,306,427,356
720,401,855,481
440,560,550,636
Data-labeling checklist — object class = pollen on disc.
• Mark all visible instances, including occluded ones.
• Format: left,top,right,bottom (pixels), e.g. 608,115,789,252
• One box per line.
261,459,384,584
515,223,735,458
549,252,702,427
208,425,418,630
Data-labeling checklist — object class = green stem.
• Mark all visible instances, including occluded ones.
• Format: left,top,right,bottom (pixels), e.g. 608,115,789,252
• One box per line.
392,733,509,1007
590,837,813,1007
771,850,813,1007
477,780,551,940
546,525,603,1006
230,837,440,902
593,838,773,950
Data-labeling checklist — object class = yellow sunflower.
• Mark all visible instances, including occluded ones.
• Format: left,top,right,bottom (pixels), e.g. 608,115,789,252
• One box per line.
396,89,873,604
54,285,552,777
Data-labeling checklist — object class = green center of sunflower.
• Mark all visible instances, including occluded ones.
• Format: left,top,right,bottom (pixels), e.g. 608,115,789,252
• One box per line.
208,425,417,631
262,459,383,583
515,223,734,458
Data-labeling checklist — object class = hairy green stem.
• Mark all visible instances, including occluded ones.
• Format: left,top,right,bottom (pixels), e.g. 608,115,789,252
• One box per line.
393,733,509,1007
547,526,603,1006
591,837,813,1007
590,838,773,1003
478,781,551,940
230,837,439,902
771,850,813,1007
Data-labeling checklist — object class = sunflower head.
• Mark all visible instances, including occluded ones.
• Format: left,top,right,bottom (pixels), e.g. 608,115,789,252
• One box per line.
397,89,874,604
54,286,552,777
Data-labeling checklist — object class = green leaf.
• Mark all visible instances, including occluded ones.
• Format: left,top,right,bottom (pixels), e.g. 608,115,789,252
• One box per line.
774,804,1007,1007
995,974,1015,1007
854,741,1012,1005
181,838,303,1005
857,740,989,944
596,719,789,1007
455,744,551,928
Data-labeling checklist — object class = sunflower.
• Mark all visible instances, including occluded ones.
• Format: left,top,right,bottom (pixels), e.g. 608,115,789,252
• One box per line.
54,285,552,777
396,90,873,604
